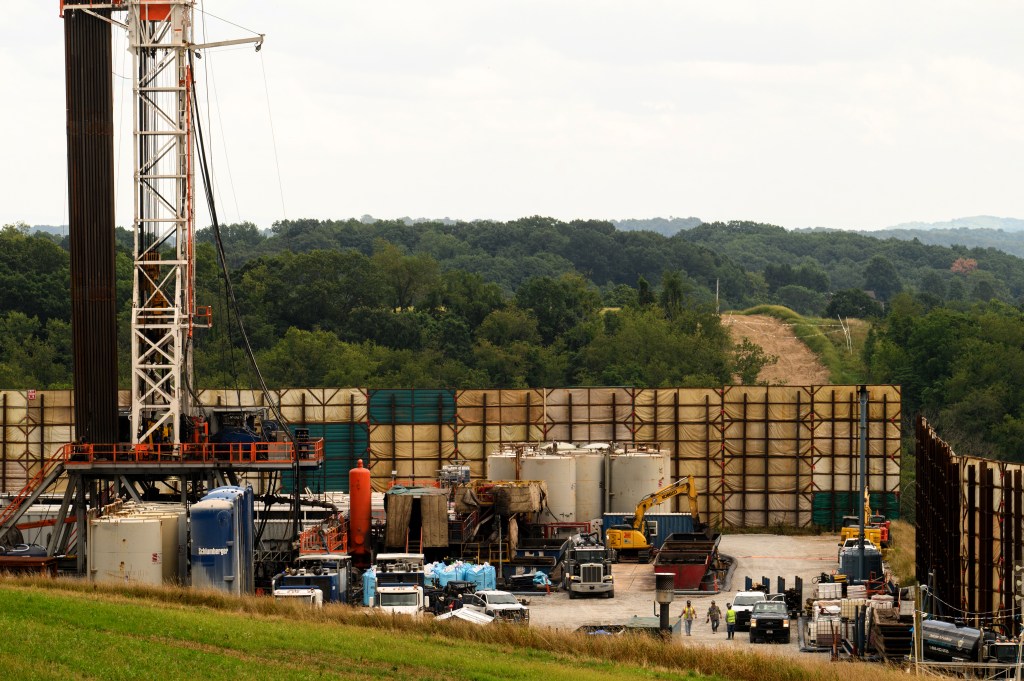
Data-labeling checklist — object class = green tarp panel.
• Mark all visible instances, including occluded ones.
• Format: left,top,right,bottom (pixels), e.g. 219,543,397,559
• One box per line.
812,491,900,530
284,423,369,494
368,389,456,425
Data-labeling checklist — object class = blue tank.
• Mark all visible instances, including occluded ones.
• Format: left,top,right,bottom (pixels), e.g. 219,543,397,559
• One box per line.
362,569,377,606
190,486,254,594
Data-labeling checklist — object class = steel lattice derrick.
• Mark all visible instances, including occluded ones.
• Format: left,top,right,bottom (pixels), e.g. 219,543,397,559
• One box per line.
127,1,195,446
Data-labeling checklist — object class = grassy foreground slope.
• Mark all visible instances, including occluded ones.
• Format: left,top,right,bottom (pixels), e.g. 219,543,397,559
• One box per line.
0,578,913,681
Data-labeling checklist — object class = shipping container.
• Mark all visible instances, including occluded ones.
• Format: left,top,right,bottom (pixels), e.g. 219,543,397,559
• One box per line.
190,486,254,594
601,512,698,550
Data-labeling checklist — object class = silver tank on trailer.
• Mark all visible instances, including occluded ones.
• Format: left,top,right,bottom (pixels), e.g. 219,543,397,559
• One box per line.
520,454,577,523
609,448,671,513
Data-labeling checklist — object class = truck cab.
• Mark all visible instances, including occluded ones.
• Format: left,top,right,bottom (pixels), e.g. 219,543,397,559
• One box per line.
274,587,324,607
372,553,428,616
375,585,427,615
749,601,790,643
838,519,883,552
272,553,351,607
463,590,530,624
563,534,615,599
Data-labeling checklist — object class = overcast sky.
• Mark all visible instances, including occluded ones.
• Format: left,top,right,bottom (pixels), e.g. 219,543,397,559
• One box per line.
3,1,1023,232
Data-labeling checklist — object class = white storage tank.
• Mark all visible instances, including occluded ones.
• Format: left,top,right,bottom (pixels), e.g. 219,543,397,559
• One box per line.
520,454,577,523
487,452,518,481
88,504,186,585
573,449,605,522
609,449,671,514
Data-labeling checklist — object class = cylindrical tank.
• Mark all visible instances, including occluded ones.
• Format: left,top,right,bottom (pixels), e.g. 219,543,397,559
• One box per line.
921,620,982,662
487,452,518,481
349,459,372,568
573,450,605,522
89,504,185,585
520,455,576,523
609,450,671,514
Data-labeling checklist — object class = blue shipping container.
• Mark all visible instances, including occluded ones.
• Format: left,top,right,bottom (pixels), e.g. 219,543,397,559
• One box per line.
601,513,697,550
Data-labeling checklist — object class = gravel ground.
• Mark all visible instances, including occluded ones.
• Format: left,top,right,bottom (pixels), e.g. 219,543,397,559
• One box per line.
524,533,840,656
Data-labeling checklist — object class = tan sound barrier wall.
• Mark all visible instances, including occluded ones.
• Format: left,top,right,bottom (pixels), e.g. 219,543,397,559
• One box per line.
1,386,901,529
918,419,1024,630
0,390,77,494
957,456,1022,625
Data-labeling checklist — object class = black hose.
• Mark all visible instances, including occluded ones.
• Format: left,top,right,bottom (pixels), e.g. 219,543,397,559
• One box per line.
188,52,301,543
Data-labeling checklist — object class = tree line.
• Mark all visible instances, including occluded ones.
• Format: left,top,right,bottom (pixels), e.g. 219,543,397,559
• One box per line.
7,213,1024,466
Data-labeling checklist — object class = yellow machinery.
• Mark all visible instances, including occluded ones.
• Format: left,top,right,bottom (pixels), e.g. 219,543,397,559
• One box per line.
837,487,888,551
605,476,701,562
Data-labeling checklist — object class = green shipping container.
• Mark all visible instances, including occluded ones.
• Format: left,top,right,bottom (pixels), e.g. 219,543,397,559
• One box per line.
812,491,900,530
284,423,369,493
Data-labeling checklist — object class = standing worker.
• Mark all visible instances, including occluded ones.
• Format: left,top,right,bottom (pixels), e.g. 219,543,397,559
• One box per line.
706,600,721,634
682,599,697,636
725,602,737,639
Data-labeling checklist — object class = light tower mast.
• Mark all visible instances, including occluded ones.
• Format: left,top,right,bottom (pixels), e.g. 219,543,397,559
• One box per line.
127,0,196,445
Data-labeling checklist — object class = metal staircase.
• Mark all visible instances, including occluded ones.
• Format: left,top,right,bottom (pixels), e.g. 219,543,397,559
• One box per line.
0,457,66,538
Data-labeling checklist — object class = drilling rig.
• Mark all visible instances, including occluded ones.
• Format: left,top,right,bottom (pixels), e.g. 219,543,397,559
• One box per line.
0,1,322,585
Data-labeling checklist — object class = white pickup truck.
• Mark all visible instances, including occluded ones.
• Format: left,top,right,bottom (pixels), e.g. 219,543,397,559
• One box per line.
731,591,767,630
462,590,530,624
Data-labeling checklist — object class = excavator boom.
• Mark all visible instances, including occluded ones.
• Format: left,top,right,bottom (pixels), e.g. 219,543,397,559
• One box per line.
606,475,702,562
632,475,700,533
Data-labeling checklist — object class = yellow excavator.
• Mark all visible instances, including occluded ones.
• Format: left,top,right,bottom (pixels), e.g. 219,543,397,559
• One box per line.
605,476,702,562
838,487,888,551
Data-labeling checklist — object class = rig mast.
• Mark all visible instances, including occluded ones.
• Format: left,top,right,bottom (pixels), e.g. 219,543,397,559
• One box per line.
127,0,196,445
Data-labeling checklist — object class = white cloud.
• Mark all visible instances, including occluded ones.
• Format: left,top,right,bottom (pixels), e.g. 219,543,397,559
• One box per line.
2,1,1023,231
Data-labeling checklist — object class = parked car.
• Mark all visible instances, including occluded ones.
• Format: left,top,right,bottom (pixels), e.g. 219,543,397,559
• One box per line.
749,601,790,643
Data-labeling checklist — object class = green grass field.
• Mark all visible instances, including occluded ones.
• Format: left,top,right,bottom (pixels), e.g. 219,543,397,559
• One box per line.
0,577,915,681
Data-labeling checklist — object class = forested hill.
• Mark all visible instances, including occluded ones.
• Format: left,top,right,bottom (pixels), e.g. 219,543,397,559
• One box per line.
833,227,1024,259
206,217,1024,313
10,215,1024,463
610,217,702,236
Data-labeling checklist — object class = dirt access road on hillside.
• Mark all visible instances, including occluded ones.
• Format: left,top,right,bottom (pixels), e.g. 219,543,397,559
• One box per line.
722,314,830,385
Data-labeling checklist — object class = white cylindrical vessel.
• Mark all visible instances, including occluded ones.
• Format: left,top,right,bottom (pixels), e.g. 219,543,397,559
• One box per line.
487,452,518,481
520,454,577,523
573,450,605,522
609,450,671,513
89,504,186,585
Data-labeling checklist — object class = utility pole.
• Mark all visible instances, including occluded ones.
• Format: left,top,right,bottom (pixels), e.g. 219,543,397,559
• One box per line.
858,385,868,582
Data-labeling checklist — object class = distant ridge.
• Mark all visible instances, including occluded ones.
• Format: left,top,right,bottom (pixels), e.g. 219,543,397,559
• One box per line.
611,216,702,236
885,216,1024,232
